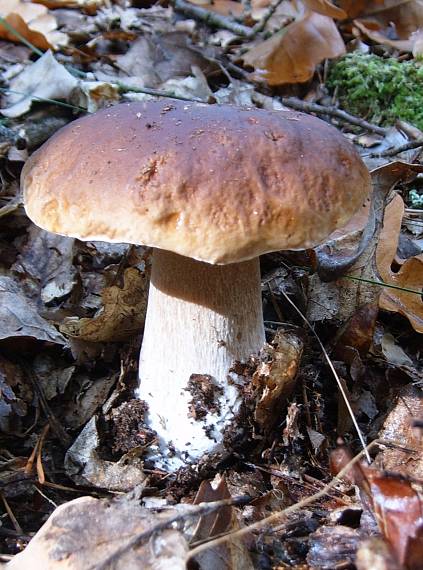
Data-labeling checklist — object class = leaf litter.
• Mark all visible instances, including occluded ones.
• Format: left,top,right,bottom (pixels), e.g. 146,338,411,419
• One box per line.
0,0,423,568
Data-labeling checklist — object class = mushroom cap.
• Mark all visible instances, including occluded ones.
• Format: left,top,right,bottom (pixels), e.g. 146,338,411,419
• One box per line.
22,99,371,264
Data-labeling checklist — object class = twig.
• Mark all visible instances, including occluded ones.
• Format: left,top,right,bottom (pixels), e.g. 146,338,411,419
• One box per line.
173,0,254,38
186,441,380,562
368,140,423,158
89,495,251,570
281,97,387,136
248,0,285,38
114,81,207,103
0,492,23,535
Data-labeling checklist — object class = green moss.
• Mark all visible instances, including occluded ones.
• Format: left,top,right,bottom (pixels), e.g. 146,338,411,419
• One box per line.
327,53,423,130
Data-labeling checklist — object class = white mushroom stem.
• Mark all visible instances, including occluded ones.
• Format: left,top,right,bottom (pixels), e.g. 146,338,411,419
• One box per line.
137,250,265,469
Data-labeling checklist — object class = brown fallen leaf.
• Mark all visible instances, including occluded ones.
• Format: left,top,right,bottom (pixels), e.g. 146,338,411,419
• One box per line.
303,0,347,19
243,10,345,85
189,0,244,17
60,267,147,342
340,0,423,52
376,193,423,333
0,0,68,50
331,444,423,570
191,476,254,570
32,0,103,15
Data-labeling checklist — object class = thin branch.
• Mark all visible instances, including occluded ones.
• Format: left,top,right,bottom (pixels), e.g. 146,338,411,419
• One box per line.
173,0,254,38
114,81,207,103
281,97,387,136
368,140,423,158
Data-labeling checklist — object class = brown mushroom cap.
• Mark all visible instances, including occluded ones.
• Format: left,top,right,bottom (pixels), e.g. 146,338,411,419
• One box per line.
22,99,371,264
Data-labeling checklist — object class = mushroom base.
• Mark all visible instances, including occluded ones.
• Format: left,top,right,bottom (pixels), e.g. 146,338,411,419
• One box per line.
137,250,265,470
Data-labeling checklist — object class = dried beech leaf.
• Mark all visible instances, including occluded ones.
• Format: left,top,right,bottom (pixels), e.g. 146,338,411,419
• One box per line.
376,194,423,333
243,11,345,85
1,50,78,118
60,267,147,342
0,276,66,344
354,19,414,51
303,0,347,19
0,0,68,50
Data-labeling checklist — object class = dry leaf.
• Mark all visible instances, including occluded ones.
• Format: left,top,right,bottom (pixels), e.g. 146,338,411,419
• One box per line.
7,496,188,570
252,329,303,430
341,0,423,51
191,476,254,570
32,0,103,14
376,194,423,333
303,0,347,19
0,0,68,50
189,0,244,17
1,50,78,118
60,267,147,342
243,11,345,85
0,276,66,344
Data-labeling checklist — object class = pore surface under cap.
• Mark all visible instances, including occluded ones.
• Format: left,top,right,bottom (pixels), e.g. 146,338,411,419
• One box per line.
22,99,371,264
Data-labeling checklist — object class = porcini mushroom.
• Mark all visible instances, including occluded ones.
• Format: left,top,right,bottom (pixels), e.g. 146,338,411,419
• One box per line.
22,99,371,469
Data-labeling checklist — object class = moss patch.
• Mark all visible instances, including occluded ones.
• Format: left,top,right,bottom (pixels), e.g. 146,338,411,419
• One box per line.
327,53,423,130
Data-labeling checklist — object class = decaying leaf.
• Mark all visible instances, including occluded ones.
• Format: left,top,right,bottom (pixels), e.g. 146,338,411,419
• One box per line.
71,80,120,113
60,267,147,342
7,496,189,570
376,194,423,333
191,476,254,570
1,50,78,118
242,11,345,85
0,276,66,345
253,329,303,430
0,0,68,50
376,385,423,479
332,444,423,570
189,0,244,17
65,417,148,491
12,225,77,304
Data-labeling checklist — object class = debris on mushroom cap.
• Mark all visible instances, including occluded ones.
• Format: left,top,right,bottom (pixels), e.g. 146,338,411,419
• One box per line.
22,99,371,264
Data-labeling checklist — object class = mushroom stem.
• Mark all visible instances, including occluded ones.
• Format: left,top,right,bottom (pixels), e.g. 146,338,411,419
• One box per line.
137,249,265,469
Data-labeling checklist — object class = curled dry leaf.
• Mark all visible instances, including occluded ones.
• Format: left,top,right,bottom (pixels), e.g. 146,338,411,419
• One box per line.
252,329,303,430
1,50,78,118
340,0,423,52
60,267,147,342
376,193,423,333
242,11,345,85
0,0,68,50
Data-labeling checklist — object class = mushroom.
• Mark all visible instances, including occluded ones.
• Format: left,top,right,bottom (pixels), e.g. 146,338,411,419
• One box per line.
22,99,371,469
